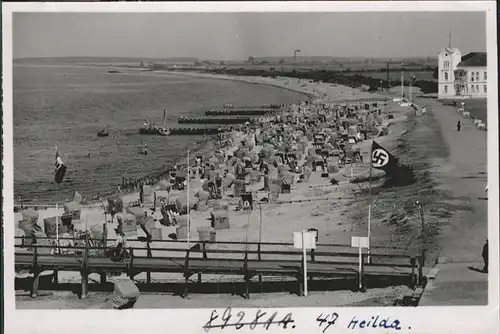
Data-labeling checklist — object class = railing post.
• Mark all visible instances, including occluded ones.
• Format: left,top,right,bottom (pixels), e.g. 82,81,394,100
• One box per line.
417,255,423,286
257,243,262,285
53,270,59,285
243,250,250,300
146,240,152,284
31,244,40,298
298,254,304,297
81,239,89,299
183,249,190,298
359,253,365,292
202,241,207,259
128,248,135,280
411,257,417,286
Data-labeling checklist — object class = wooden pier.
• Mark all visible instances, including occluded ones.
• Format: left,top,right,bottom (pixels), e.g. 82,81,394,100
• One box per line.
15,236,423,299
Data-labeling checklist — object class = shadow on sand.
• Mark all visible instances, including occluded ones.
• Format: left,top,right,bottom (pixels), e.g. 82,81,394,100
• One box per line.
467,266,487,274
15,274,414,299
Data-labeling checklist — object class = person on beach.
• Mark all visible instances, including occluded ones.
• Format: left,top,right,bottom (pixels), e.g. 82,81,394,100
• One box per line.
109,228,128,259
87,150,91,158
482,239,488,273
457,120,461,132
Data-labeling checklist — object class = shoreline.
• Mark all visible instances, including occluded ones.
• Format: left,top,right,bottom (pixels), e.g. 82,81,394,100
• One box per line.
15,65,441,308
14,66,385,207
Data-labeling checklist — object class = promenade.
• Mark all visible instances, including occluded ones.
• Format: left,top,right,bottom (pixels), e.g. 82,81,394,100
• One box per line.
416,98,488,306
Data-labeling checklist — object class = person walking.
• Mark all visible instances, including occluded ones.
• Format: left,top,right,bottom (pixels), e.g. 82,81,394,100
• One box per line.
457,120,461,132
482,239,488,273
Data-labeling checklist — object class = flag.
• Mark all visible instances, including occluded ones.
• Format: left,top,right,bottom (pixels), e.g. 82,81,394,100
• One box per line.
370,141,399,174
54,147,67,184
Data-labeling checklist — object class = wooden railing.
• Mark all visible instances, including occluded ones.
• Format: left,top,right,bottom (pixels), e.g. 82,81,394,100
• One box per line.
15,236,422,299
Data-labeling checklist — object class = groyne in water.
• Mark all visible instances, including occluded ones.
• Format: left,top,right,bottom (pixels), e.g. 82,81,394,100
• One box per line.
204,109,278,116
169,127,227,135
178,117,254,125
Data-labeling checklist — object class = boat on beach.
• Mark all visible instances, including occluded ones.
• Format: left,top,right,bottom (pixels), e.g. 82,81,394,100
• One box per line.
97,130,109,137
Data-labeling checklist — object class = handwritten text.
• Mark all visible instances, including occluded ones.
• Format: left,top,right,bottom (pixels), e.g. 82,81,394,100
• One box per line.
203,307,295,332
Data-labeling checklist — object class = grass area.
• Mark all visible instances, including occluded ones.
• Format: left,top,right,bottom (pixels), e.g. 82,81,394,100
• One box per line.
438,99,487,120
363,71,436,83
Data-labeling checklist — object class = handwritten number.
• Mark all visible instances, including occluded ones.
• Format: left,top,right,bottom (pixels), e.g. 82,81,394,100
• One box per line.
265,311,278,330
317,314,328,329
317,313,339,333
203,310,219,332
279,313,295,329
250,309,267,329
221,307,232,329
204,309,297,331
235,311,245,330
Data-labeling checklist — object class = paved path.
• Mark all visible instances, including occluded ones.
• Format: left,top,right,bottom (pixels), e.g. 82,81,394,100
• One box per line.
416,98,488,305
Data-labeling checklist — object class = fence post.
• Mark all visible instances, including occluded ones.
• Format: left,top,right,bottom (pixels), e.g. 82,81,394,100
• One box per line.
298,253,304,297
128,248,135,280
359,254,366,292
418,255,423,286
202,241,207,259
183,249,190,298
411,257,417,286
81,240,89,299
146,240,152,284
243,250,250,300
31,244,40,298
257,243,262,285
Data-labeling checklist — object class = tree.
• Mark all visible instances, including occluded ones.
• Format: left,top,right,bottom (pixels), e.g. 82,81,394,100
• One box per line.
432,67,438,79
279,59,285,64
247,56,255,64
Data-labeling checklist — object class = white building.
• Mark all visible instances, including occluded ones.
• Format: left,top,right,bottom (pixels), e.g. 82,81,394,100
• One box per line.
438,48,487,99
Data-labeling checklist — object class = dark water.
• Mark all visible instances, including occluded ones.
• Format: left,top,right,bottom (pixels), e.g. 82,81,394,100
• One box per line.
13,64,304,202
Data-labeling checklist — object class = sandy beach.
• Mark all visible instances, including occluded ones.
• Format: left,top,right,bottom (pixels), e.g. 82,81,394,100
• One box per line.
14,70,488,308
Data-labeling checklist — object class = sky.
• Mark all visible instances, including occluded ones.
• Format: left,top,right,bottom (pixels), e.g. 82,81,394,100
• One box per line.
13,12,486,60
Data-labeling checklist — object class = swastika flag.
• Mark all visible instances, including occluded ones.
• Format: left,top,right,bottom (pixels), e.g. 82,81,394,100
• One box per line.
371,141,399,173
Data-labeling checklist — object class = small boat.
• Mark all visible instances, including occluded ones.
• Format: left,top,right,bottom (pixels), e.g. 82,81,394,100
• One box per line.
108,69,120,74
139,108,170,136
159,128,171,136
97,130,109,137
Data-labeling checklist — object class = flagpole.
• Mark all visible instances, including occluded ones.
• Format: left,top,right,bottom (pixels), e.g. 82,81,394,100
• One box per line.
401,72,404,100
409,73,413,102
187,149,190,249
56,184,60,254
368,140,373,264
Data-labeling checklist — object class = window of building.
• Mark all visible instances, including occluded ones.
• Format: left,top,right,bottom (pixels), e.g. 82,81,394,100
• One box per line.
476,85,479,92
444,61,450,68
484,72,487,80
444,85,448,93
484,85,487,93
444,72,449,81
476,72,480,81
470,72,474,81
471,85,475,92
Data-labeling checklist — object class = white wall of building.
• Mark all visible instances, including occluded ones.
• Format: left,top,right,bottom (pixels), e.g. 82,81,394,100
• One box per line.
438,48,462,99
462,67,487,98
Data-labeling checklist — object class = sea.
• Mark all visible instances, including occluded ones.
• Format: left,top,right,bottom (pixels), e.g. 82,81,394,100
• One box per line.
13,64,305,203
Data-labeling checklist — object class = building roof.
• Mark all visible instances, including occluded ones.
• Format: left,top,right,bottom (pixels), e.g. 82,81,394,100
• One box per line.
457,52,487,67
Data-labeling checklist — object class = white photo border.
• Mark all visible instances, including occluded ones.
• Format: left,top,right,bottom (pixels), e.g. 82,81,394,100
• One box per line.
2,2,498,334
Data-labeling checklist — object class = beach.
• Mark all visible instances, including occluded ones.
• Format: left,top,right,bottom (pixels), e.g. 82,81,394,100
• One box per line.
14,69,488,309
13,64,305,203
